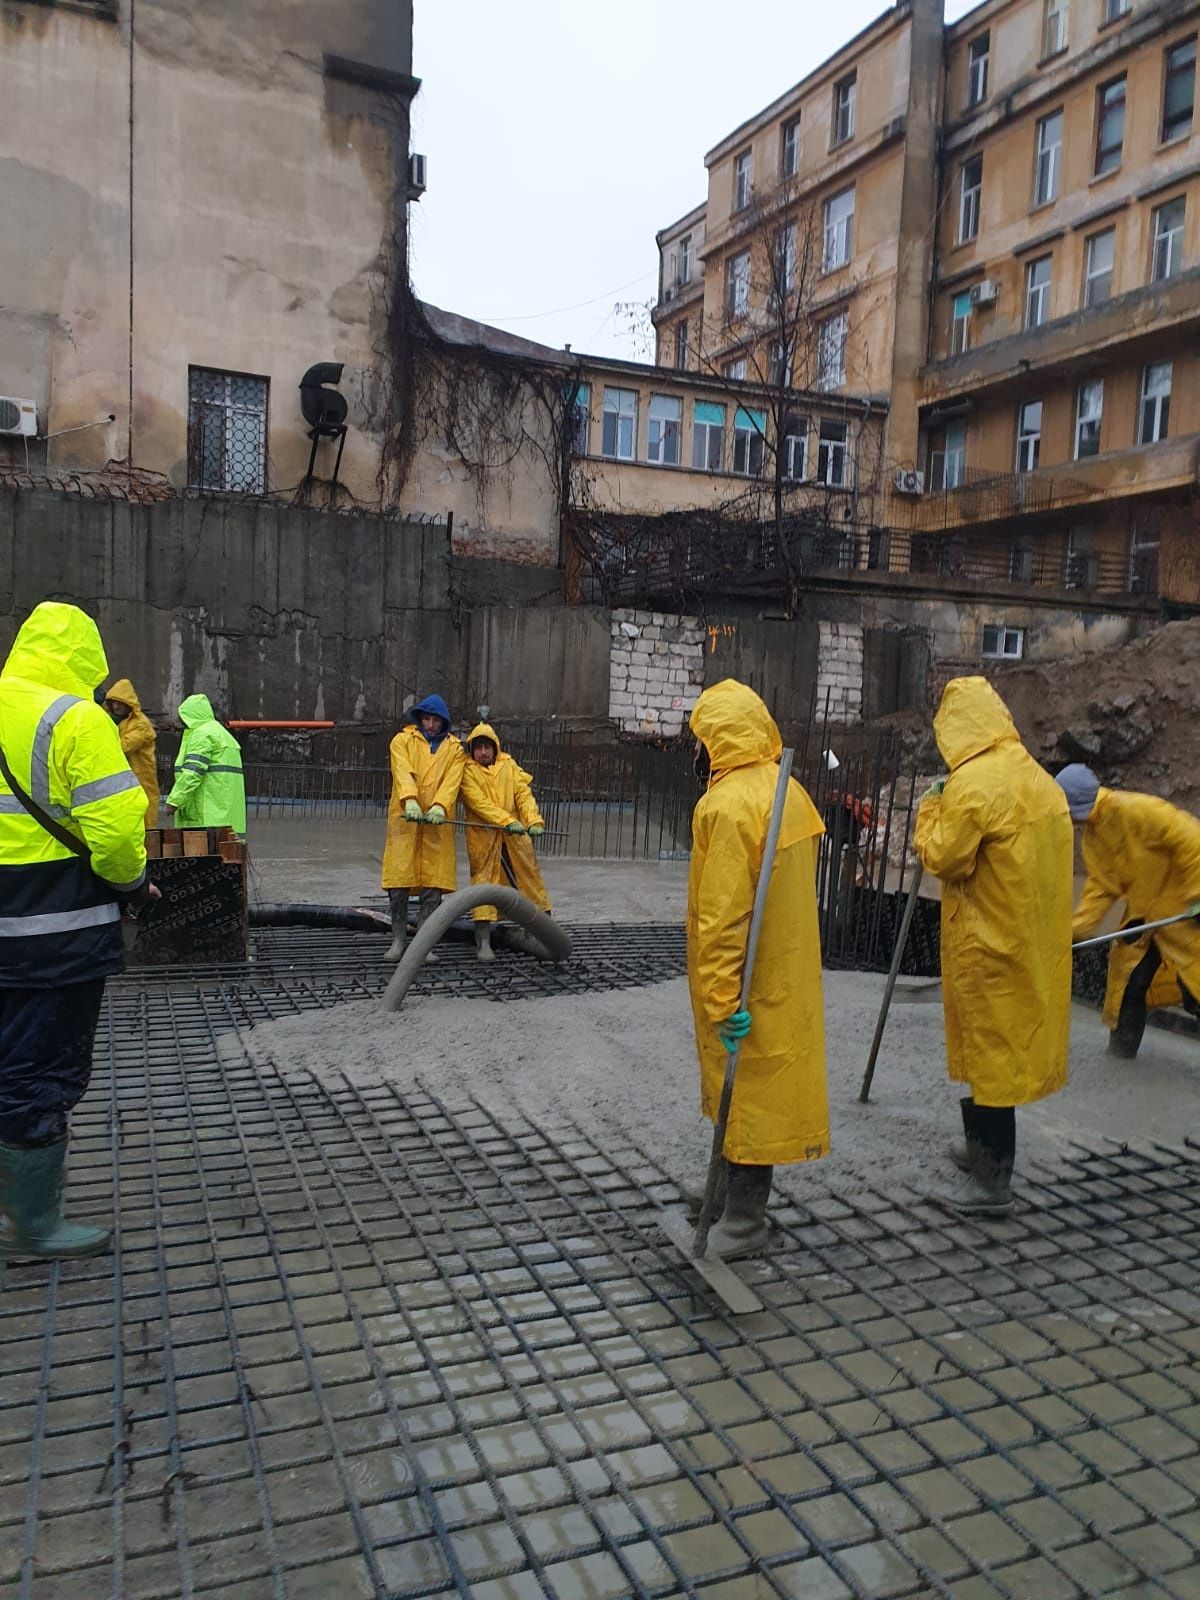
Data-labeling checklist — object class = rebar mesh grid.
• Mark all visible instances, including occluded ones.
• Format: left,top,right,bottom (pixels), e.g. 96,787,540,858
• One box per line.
4,979,1200,1597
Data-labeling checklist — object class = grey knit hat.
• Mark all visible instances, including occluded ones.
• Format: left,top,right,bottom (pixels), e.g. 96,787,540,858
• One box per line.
1055,763,1100,820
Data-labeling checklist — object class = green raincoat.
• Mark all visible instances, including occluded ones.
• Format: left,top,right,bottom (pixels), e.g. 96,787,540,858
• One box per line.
166,695,246,833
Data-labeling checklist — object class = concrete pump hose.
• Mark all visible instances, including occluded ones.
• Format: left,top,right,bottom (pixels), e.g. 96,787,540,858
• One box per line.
378,884,571,1014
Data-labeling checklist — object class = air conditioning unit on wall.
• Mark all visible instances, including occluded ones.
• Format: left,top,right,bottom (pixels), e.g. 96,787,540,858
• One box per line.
0,397,37,437
970,279,1000,308
407,152,427,199
893,467,925,496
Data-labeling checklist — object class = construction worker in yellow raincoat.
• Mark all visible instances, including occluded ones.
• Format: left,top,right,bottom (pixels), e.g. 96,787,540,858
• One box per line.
687,679,829,1261
1055,765,1200,1058
104,678,159,826
381,694,466,963
915,678,1073,1218
460,723,551,964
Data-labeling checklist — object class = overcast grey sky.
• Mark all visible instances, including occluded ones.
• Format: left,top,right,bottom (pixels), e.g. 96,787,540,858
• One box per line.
410,1,981,360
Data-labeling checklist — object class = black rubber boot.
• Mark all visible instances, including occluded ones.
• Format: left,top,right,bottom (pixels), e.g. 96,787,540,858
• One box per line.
1109,943,1161,1059
706,1162,772,1260
932,1101,1014,1217
416,890,443,962
0,1137,111,1262
474,923,496,964
948,1095,973,1172
384,889,409,963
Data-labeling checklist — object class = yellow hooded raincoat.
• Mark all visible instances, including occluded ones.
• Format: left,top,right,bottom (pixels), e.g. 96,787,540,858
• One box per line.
915,677,1073,1107
108,678,159,825
1072,788,1200,1024
687,679,830,1166
460,724,551,924
381,715,466,893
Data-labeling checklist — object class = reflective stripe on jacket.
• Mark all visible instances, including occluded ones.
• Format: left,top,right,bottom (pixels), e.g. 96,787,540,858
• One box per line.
0,602,148,987
166,694,247,831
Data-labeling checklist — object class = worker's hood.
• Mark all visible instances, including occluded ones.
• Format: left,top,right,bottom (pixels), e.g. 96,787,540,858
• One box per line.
409,693,451,732
690,679,782,774
179,693,216,729
467,721,502,757
1,601,109,699
934,676,1020,772
107,677,142,713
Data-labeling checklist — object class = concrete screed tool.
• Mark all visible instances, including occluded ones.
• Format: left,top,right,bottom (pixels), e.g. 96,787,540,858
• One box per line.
660,748,796,1319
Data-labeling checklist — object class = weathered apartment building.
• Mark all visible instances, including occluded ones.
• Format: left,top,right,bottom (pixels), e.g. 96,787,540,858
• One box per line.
650,0,1200,667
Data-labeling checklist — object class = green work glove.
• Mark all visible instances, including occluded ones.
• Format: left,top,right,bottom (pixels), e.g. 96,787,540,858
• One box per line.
923,779,945,800
528,824,545,838
506,820,527,835
425,805,447,825
1190,902,1200,919
718,1009,752,1053
404,799,422,823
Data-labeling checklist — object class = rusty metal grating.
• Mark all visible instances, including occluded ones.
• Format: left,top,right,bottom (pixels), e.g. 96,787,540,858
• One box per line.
4,973,1200,1597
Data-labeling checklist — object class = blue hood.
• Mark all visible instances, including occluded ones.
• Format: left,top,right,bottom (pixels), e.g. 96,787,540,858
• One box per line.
410,692,452,750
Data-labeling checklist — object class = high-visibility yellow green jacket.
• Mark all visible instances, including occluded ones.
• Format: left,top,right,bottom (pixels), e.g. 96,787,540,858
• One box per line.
381,695,465,893
0,602,148,987
108,677,159,825
1072,787,1200,1013
166,695,246,832
687,679,830,1167
460,722,550,924
915,677,1073,1108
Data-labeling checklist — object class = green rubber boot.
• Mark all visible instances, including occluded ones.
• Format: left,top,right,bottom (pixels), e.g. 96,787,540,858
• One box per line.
0,1138,111,1262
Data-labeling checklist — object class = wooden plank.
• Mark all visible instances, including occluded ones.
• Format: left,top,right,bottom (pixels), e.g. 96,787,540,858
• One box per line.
144,830,161,859
161,840,183,858
218,840,247,864
183,830,210,858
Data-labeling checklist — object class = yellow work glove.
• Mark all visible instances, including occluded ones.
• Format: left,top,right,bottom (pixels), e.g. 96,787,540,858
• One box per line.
425,805,447,825
404,799,422,822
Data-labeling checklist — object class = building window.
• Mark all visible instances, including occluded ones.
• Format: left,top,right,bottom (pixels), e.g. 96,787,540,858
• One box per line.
982,624,1025,659
1025,255,1053,329
1083,228,1115,307
817,311,848,389
1139,361,1172,444
571,384,590,455
1152,197,1186,281
782,413,808,480
725,250,751,318
833,73,856,146
732,407,766,476
724,357,748,381
928,421,967,490
1163,39,1196,143
187,368,268,493
1016,399,1043,473
968,33,990,107
674,321,689,371
1034,110,1063,205
781,115,801,178
1129,517,1160,594
817,419,849,486
733,150,752,213
601,387,637,460
774,224,798,300
1064,528,1097,589
823,187,855,272
959,156,983,243
1094,77,1126,175
1102,0,1130,21
647,395,682,466
768,340,791,388
1009,538,1035,583
1074,380,1103,458
1042,0,1068,59
678,233,693,286
951,291,973,355
692,402,725,470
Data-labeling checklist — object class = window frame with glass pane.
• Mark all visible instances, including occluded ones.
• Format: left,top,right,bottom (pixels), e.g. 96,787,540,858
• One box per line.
724,356,748,382
692,402,725,471
928,420,967,490
768,339,792,388
1139,362,1172,445
782,413,808,481
968,32,990,108
1083,228,1115,307
187,367,269,493
781,115,801,178
725,250,751,318
833,73,856,146
1074,380,1103,459
959,155,983,243
817,310,849,388
733,150,752,213
1094,76,1126,175
951,291,973,355
570,384,590,456
1025,255,1053,329
823,187,855,272
646,395,682,466
1151,197,1186,281
817,419,849,487
1042,0,1067,59
677,233,693,285
732,407,766,477
1034,109,1063,206
601,386,637,461
674,322,689,371
774,223,798,300
1102,0,1131,22
1016,399,1043,473
981,624,1025,660
1162,38,1196,144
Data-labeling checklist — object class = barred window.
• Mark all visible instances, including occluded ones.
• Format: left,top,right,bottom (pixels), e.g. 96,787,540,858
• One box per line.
187,368,268,493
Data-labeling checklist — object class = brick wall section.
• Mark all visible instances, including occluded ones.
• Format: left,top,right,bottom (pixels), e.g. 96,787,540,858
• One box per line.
609,608,706,737
816,620,864,723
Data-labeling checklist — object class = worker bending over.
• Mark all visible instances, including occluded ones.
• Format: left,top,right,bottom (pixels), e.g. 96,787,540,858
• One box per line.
0,603,158,1260
382,693,466,963
687,679,829,1260
1057,764,1200,1058
105,678,159,827
460,723,551,963
916,678,1073,1217
166,694,246,834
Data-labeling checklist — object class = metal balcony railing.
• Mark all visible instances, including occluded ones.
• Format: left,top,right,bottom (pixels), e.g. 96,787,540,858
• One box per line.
910,532,1159,597
898,466,1096,532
